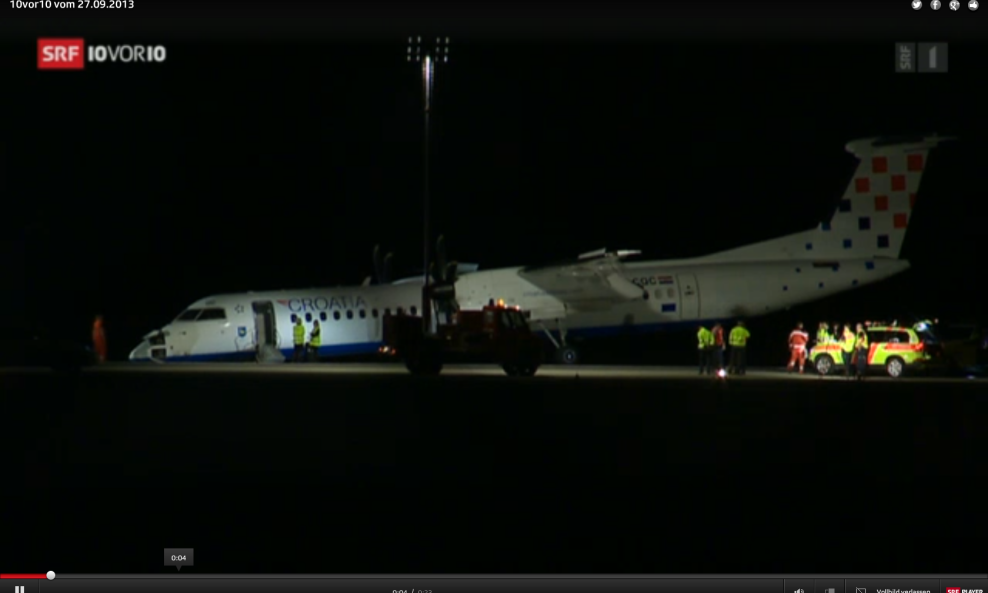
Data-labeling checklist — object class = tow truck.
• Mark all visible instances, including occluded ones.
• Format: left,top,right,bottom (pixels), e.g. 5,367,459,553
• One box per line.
380,237,543,376
382,299,544,376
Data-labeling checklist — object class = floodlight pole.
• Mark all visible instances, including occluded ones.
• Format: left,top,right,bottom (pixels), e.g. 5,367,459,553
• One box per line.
408,36,449,334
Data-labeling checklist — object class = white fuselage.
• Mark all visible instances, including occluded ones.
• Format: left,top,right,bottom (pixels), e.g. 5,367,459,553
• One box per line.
458,257,907,336
128,133,947,362
128,256,907,362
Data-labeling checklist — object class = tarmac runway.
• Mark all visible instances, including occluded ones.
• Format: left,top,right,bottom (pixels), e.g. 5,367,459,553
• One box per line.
3,361,982,383
3,363,986,574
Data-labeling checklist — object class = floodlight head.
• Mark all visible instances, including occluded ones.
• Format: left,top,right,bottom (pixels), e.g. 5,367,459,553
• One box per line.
406,35,450,63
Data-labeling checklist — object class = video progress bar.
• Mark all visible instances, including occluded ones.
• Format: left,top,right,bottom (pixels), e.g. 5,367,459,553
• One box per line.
29,575,988,593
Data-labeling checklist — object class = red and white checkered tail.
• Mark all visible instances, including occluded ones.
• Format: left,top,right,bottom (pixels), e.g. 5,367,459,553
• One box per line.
702,134,955,262
822,134,955,259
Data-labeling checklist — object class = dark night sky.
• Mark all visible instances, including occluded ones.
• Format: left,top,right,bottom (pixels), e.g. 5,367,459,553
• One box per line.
2,40,987,355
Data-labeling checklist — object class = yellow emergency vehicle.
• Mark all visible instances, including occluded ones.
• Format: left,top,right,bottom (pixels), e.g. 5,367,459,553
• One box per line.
809,324,931,378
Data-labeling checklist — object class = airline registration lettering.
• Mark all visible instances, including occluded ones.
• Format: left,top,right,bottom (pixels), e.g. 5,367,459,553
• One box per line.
630,276,672,287
285,296,367,312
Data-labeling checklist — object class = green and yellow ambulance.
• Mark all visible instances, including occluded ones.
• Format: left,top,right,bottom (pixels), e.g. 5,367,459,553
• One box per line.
809,324,932,378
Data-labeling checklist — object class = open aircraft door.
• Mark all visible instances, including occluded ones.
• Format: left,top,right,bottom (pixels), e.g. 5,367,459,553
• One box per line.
252,301,283,362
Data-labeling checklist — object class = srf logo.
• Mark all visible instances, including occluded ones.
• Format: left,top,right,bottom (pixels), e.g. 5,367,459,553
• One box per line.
38,38,84,69
946,588,961,593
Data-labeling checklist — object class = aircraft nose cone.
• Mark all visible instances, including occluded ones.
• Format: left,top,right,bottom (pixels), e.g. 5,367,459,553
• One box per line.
129,340,152,361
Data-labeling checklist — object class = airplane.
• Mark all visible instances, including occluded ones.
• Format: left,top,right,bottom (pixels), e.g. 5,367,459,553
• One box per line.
129,134,953,365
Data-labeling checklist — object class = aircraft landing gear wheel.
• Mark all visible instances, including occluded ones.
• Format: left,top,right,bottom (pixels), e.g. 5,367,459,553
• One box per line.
404,344,443,375
557,346,579,365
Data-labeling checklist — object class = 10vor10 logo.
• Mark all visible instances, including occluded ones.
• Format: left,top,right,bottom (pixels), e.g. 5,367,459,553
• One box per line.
38,38,166,69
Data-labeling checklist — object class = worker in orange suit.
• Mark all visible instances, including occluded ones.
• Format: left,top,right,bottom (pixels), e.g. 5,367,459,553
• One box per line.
787,321,809,373
92,314,107,363
711,322,726,372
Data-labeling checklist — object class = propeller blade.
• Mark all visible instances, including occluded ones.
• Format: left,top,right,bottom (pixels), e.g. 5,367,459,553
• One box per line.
383,252,393,283
372,245,383,284
446,261,458,283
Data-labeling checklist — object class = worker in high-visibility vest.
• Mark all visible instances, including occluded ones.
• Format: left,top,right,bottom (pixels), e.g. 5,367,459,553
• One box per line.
728,321,750,375
854,327,870,380
816,322,832,346
308,319,321,362
841,323,856,378
292,316,306,362
697,325,714,375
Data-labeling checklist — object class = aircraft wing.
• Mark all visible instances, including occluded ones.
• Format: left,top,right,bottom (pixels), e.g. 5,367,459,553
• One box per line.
518,248,646,313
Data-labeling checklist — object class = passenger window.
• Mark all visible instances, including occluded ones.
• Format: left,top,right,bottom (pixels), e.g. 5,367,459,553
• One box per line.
397,307,404,315
359,310,366,319
291,314,298,323
868,330,887,343
410,306,417,315
384,308,391,316
346,310,353,319
372,309,378,318
197,308,226,321
176,309,202,321
333,311,341,320
305,313,312,322
320,312,327,321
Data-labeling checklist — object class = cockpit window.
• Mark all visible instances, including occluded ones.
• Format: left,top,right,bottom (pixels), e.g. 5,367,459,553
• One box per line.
176,309,202,321
197,308,227,321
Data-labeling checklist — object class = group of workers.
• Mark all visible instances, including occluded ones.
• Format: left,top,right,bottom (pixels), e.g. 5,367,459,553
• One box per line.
697,319,874,379
798,321,872,380
291,316,321,362
697,321,750,375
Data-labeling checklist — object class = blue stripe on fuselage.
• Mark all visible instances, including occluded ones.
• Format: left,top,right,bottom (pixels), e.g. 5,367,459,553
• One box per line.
131,341,384,363
131,319,730,362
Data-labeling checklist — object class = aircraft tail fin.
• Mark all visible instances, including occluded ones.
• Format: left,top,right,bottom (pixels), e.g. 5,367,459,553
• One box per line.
705,134,955,261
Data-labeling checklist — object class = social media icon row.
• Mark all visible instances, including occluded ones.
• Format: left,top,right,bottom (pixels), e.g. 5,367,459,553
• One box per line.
912,0,978,9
